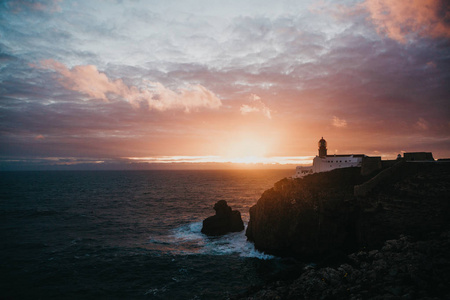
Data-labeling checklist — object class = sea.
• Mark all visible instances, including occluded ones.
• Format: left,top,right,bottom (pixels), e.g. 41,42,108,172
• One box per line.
0,169,294,299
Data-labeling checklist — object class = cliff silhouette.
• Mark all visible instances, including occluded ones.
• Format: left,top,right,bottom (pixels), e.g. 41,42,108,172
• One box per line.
246,161,450,259
240,161,450,299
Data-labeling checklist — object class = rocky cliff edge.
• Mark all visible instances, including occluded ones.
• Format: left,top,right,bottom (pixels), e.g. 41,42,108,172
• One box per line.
246,162,450,260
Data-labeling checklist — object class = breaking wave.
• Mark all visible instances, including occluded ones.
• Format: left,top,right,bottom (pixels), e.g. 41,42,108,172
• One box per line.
148,221,274,260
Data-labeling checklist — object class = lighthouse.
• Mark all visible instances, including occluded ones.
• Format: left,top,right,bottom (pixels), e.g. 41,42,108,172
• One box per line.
293,137,365,178
318,137,327,157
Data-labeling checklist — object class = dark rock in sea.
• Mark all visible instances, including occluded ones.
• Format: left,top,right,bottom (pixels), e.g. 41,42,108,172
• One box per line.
246,162,450,259
201,200,244,236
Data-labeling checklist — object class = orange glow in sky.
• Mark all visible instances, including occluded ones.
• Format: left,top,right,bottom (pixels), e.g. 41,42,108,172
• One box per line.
1,0,449,170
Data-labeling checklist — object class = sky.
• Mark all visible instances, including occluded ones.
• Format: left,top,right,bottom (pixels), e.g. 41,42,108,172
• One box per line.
1,0,449,170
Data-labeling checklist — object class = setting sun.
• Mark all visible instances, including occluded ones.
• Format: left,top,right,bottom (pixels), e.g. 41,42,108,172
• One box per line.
224,135,268,162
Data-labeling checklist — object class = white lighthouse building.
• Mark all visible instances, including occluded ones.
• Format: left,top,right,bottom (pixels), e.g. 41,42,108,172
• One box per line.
294,137,365,178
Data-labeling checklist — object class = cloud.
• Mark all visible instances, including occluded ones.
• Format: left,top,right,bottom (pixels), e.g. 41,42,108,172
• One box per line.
240,94,272,119
332,116,347,128
364,0,450,43
416,118,429,130
38,59,127,102
1,1,450,164
5,0,62,13
240,104,260,114
37,60,222,112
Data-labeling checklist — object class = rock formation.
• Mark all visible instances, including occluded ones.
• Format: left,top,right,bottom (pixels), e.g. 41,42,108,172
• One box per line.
246,167,365,259
201,200,244,236
246,162,450,259
236,162,450,299
237,231,450,299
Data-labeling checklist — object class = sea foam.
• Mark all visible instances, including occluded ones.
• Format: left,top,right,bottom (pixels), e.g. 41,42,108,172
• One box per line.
149,221,274,260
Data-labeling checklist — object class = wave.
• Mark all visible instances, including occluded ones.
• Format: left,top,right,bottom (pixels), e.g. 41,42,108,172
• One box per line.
148,221,274,260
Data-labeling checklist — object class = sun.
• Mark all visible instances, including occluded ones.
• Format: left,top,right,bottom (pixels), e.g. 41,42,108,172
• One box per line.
227,155,266,164
223,135,269,164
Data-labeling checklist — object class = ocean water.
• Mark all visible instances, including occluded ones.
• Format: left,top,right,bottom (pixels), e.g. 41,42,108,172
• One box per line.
0,169,293,299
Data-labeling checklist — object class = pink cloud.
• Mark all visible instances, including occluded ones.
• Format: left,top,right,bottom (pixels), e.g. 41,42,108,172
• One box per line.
7,0,62,13
240,94,272,119
38,60,222,112
240,104,260,114
39,59,127,102
364,0,450,43
332,116,347,128
416,118,429,130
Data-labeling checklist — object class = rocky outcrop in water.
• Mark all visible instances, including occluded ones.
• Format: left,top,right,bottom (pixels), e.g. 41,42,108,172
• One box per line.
245,162,450,259
201,200,244,236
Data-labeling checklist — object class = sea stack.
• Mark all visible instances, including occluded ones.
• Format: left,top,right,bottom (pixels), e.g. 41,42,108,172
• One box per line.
201,200,244,236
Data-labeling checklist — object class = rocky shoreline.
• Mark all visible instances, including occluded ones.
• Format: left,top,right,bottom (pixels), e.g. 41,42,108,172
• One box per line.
237,161,450,299
236,231,450,299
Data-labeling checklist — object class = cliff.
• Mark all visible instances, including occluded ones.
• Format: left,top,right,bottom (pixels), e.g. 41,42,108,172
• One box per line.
238,231,450,299
246,162,450,260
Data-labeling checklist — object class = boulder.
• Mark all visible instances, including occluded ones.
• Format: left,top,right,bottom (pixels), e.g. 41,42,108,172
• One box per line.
201,200,244,236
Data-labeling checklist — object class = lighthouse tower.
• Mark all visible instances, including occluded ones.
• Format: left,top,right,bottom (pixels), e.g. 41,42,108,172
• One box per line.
318,137,327,157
